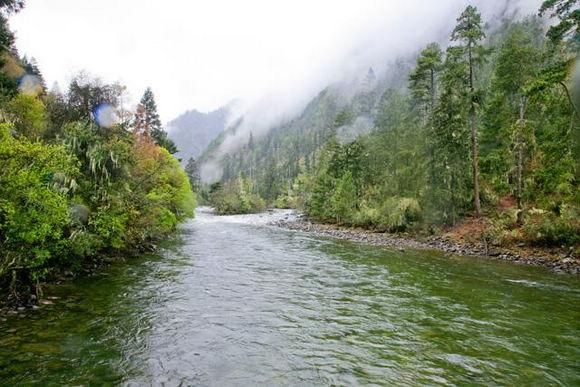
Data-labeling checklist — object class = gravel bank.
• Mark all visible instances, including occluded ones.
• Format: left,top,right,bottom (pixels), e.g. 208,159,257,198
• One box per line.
271,216,579,274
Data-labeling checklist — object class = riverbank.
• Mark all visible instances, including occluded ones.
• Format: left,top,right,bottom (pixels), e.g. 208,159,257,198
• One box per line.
0,238,165,314
271,214,579,274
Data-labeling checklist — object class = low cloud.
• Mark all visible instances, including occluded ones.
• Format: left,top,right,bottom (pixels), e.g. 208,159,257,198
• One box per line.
200,0,543,183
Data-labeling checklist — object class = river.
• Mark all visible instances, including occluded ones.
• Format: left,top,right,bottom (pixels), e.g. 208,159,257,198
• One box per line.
1,209,578,385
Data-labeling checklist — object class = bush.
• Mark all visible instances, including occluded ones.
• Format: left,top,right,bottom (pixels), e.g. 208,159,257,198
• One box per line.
210,176,265,215
380,197,422,232
0,124,78,287
523,205,580,246
5,93,47,139
329,171,357,223
126,137,195,241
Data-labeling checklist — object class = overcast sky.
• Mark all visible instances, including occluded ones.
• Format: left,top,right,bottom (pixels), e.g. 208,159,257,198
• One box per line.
10,0,542,123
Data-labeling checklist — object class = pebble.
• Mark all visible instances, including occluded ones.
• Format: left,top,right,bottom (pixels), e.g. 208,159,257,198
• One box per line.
271,218,579,274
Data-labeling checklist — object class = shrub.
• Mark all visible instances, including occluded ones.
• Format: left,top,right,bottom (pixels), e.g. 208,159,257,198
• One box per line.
377,197,422,232
0,124,78,287
329,171,357,224
5,93,47,139
210,176,264,215
523,204,580,245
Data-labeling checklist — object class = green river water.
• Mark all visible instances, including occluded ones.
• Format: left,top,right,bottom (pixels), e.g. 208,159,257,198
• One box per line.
0,210,578,385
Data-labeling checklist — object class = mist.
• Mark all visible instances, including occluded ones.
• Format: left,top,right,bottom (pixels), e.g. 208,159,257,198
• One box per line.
10,0,544,183
199,0,543,182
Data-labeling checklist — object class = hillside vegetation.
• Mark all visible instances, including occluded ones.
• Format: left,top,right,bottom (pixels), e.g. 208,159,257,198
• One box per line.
202,3,579,248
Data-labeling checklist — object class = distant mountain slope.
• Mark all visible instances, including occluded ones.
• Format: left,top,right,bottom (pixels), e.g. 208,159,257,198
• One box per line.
197,63,408,188
167,106,230,162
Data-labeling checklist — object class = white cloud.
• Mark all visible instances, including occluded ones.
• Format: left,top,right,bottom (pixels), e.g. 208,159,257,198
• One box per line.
10,0,542,125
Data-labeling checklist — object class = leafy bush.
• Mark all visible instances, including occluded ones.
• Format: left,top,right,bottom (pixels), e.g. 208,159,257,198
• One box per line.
0,124,78,287
523,205,580,245
210,176,265,215
329,171,358,224
5,93,47,139
128,140,195,239
351,197,422,232
378,197,422,232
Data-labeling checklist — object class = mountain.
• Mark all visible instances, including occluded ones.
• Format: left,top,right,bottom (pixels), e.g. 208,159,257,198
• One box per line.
197,61,409,188
167,105,230,162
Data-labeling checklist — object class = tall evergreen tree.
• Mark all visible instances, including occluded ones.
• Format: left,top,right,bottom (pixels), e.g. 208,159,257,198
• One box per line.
409,43,443,122
0,13,12,52
356,67,377,115
135,87,177,153
493,23,542,222
431,46,471,224
184,157,201,192
451,5,486,216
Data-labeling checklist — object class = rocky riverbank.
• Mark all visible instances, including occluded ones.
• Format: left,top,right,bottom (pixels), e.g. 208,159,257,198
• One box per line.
271,215,579,274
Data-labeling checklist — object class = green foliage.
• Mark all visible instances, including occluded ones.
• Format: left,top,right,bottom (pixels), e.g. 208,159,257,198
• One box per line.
0,123,78,287
184,157,201,192
203,3,578,248
329,171,357,223
523,205,580,245
135,87,177,154
539,0,580,45
375,197,422,232
210,175,265,215
0,87,195,299
5,93,47,139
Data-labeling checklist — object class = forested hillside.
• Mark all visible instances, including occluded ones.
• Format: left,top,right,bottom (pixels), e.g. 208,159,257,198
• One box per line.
0,1,195,303
202,3,579,248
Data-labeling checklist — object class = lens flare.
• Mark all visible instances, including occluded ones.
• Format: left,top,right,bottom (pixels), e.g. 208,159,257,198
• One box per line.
93,103,119,128
18,74,43,96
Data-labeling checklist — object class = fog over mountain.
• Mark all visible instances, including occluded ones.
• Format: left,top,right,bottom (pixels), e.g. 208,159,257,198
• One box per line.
191,0,543,182
11,0,541,127
167,105,230,163
199,0,542,162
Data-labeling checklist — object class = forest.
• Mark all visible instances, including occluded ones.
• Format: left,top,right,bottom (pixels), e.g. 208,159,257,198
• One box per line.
0,1,195,303
202,2,579,249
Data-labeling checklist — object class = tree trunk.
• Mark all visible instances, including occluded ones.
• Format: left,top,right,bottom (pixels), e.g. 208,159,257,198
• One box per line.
516,96,526,224
468,44,481,216
430,68,436,113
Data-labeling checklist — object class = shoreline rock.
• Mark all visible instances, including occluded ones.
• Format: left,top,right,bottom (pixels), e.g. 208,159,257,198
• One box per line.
271,217,579,274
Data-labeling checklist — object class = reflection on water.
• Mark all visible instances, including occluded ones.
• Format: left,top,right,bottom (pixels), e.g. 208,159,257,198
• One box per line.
1,210,579,385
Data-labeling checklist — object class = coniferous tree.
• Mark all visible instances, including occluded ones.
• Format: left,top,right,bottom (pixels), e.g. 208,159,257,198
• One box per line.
492,23,542,222
409,43,443,123
539,0,580,45
184,157,201,192
451,5,486,216
431,46,471,224
0,13,12,51
356,67,377,115
135,87,177,153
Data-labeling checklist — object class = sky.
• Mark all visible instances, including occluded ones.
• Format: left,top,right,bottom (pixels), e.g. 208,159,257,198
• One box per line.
10,0,542,124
